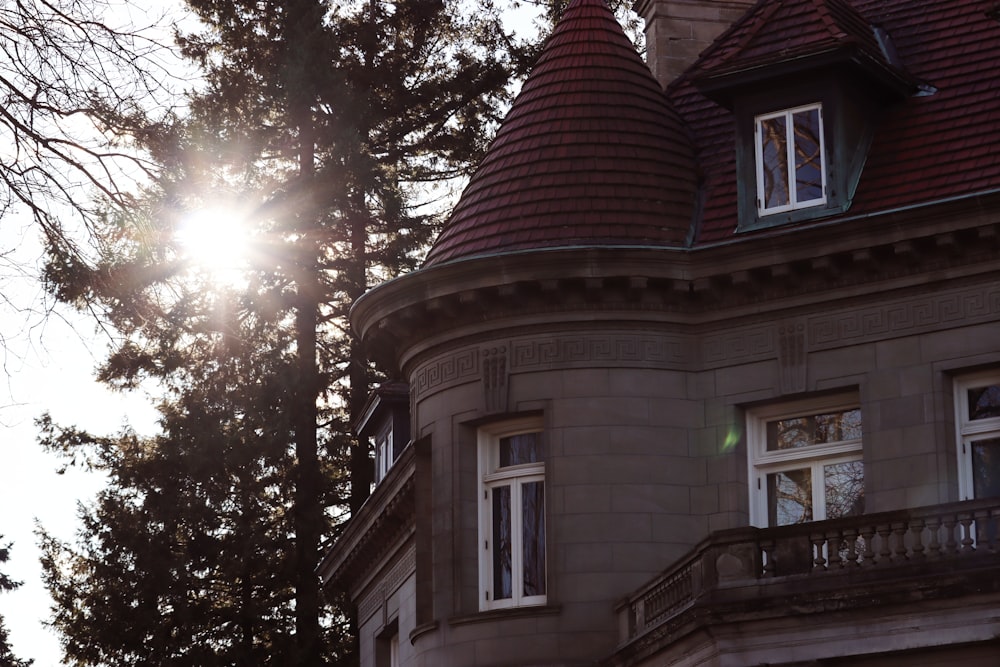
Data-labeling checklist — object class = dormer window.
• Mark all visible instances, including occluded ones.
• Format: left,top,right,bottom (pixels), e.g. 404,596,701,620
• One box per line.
354,382,411,491
374,424,394,484
691,4,917,235
755,103,826,215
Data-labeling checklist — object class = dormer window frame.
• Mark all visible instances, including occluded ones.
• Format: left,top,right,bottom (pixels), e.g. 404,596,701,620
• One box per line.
730,75,878,235
374,422,395,485
754,102,827,216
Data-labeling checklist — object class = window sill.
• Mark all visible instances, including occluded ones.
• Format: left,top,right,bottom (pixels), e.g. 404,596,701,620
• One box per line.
448,604,561,627
737,199,849,233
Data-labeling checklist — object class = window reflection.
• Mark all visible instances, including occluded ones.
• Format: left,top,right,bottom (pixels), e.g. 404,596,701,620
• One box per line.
522,481,545,597
972,437,1000,499
761,116,789,208
492,485,512,600
767,408,862,451
824,460,865,518
968,385,1000,421
500,433,540,467
756,104,826,214
767,468,813,526
794,108,823,202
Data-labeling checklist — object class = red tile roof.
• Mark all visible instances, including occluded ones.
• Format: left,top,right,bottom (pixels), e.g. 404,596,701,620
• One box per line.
694,0,891,79
674,0,1000,243
429,0,1000,259
423,0,697,267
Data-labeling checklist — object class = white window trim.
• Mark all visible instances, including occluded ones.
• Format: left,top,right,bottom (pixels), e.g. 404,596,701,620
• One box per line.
747,395,862,527
954,370,1000,501
375,425,394,484
389,633,399,667
478,416,546,611
754,102,827,216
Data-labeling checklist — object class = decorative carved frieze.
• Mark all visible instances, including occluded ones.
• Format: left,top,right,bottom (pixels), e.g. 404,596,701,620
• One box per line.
809,283,1000,350
409,282,1000,403
350,529,417,626
778,318,808,394
510,334,689,370
702,325,774,368
482,346,509,413
413,348,478,399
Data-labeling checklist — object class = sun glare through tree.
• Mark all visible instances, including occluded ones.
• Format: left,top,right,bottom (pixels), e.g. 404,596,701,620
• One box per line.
175,206,256,286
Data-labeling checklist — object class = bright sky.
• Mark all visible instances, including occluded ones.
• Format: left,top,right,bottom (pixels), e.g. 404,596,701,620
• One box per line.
0,218,160,666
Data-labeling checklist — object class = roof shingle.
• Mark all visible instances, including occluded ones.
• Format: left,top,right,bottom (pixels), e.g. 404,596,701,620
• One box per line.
423,0,697,267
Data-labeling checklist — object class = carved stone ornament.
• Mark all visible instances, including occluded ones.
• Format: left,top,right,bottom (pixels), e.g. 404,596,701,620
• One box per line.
482,345,509,414
778,318,807,394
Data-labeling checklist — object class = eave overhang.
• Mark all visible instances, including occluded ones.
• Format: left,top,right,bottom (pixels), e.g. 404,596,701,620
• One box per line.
692,41,918,109
319,444,415,593
351,190,1000,375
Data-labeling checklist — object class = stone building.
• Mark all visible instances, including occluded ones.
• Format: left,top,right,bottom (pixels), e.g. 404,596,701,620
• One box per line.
319,0,1000,665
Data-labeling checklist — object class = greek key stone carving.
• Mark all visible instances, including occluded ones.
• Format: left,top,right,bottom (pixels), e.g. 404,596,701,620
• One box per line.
809,284,1000,349
778,318,807,394
414,348,478,399
702,325,774,367
482,346,509,414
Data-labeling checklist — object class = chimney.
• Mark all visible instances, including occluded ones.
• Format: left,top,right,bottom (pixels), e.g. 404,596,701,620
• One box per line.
635,0,753,87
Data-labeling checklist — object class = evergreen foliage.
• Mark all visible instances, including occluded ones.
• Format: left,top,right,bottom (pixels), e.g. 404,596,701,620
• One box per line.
0,539,32,667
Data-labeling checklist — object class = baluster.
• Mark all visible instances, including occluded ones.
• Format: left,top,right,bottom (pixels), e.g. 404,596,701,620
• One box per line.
635,598,645,634
811,533,827,570
891,521,908,561
761,540,776,577
909,518,926,560
827,530,843,569
843,527,860,567
942,515,959,555
925,516,942,560
860,524,876,567
974,509,995,553
985,507,1000,554
959,513,976,553
877,524,893,564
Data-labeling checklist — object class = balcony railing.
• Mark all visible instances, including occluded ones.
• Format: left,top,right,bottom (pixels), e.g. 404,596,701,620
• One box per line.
619,497,1000,643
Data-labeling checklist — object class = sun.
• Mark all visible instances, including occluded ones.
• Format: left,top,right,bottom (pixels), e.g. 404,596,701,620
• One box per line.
175,206,254,285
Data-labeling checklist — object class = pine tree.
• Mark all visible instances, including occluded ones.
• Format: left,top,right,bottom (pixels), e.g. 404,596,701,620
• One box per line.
0,539,32,667
38,293,328,664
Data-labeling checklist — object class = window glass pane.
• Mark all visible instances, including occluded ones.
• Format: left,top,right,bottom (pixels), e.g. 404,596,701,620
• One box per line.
500,432,540,467
793,108,823,202
521,481,546,597
972,437,1000,499
767,468,813,525
492,485,512,600
968,385,1000,421
760,116,789,209
766,408,862,451
824,460,865,518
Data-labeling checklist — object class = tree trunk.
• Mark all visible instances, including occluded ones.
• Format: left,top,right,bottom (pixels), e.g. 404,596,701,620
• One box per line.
287,1,323,662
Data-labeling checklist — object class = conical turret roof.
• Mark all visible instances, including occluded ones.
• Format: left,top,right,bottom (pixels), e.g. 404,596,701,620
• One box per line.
423,0,697,267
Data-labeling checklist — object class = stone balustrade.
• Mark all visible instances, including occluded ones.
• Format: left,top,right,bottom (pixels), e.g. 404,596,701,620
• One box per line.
618,497,1000,644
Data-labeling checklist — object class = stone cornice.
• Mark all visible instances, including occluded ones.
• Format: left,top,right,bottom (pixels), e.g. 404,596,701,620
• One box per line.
352,192,1000,374
318,444,415,595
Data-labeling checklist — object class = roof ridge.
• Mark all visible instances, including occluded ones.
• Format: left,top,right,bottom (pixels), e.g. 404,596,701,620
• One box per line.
692,0,894,80
712,0,782,68
812,0,846,38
